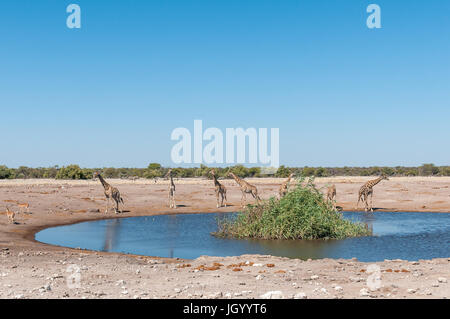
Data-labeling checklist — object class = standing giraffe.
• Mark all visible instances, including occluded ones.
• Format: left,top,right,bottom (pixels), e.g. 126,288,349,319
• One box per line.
327,184,337,209
357,175,389,212
210,169,227,208
93,172,124,214
279,173,295,198
165,169,176,209
227,171,261,207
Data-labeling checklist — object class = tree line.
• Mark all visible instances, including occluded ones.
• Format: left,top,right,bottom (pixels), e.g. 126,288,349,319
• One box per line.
0,163,449,180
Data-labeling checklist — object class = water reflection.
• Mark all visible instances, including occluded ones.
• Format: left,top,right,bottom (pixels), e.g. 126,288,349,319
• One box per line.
36,211,450,262
103,219,120,252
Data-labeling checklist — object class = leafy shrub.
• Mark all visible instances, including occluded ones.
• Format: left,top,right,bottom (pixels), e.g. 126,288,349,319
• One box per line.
55,165,89,180
419,164,439,176
214,178,371,240
0,165,14,179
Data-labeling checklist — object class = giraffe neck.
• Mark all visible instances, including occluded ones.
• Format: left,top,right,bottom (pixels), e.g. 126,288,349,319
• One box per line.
98,174,110,189
169,175,175,186
368,177,383,188
212,174,220,186
231,173,244,186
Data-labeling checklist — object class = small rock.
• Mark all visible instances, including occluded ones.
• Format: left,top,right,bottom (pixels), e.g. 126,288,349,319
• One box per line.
360,288,370,297
256,275,264,280
438,277,447,283
260,291,284,299
310,275,319,280
293,292,307,299
407,288,417,294
334,286,343,292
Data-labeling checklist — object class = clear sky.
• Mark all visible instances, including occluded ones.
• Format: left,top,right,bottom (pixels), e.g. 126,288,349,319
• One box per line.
1,0,449,168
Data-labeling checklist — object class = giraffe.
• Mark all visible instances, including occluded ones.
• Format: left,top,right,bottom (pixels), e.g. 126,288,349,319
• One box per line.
6,207,15,224
326,184,337,209
210,169,227,208
227,171,261,207
279,173,295,198
165,169,176,209
357,175,389,212
93,172,124,214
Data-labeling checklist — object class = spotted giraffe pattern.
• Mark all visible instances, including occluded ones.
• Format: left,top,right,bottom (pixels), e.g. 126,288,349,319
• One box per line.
94,172,124,214
228,172,261,207
357,175,389,212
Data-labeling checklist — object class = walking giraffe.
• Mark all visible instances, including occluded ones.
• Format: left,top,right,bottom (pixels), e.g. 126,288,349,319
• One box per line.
326,184,337,209
227,171,261,207
93,172,124,214
166,169,176,209
279,173,295,198
357,175,389,212
210,169,227,208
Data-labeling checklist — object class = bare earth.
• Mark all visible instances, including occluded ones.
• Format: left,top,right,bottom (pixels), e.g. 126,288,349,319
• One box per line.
0,176,449,299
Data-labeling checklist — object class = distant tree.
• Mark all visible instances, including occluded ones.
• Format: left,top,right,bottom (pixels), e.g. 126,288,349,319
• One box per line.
440,166,450,176
302,167,315,177
314,167,327,177
0,165,14,179
55,165,88,180
275,165,291,178
419,164,439,176
148,163,162,170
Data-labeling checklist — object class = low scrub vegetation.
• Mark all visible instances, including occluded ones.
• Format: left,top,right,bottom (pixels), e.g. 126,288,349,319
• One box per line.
214,178,371,240
0,163,448,180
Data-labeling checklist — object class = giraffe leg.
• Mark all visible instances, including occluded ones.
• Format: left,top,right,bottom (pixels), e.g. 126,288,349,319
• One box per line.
168,192,171,208
223,191,227,207
173,193,176,209
105,197,109,214
216,190,220,208
370,192,374,212
114,199,119,214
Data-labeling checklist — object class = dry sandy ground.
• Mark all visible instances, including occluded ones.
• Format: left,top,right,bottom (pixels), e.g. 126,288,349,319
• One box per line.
0,176,449,299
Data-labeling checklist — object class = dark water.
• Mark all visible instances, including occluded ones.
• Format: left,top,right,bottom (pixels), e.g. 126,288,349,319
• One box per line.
35,212,450,262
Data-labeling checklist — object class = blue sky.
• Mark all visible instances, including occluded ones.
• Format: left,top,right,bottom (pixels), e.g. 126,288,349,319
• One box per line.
0,0,449,168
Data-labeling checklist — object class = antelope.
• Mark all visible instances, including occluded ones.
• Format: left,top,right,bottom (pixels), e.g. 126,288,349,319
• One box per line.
17,203,30,214
6,207,15,224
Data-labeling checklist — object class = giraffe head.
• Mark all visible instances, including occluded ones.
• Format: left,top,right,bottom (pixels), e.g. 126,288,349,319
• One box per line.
288,173,295,179
381,174,389,181
165,169,173,178
93,171,100,179
210,169,216,176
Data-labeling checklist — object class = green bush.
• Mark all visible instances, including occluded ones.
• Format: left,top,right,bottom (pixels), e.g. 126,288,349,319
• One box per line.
275,165,291,178
0,165,14,179
419,164,439,176
214,178,371,240
55,165,89,180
